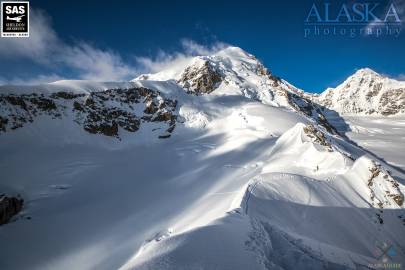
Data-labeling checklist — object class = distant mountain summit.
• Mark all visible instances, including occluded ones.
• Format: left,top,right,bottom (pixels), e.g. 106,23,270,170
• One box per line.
317,68,405,115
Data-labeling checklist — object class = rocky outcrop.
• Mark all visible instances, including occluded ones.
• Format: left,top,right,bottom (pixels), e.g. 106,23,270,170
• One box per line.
367,162,404,209
0,195,23,225
0,93,64,130
303,124,332,151
379,88,405,115
285,91,338,134
0,87,178,138
364,161,405,225
177,60,223,95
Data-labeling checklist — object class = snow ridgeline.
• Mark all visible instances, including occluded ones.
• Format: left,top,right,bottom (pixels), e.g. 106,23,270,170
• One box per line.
123,122,404,270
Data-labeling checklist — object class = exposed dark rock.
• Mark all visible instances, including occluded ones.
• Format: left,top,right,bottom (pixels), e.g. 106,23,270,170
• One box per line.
379,88,405,115
285,91,338,135
51,92,84,99
144,101,158,114
0,94,64,131
376,213,384,224
85,98,96,107
0,116,8,132
117,114,140,132
29,97,57,111
367,163,404,208
178,60,223,95
137,87,156,98
391,194,404,207
158,133,171,139
166,124,176,133
152,111,173,122
303,124,332,151
5,96,28,111
84,121,119,137
73,101,84,111
0,87,178,139
0,195,23,225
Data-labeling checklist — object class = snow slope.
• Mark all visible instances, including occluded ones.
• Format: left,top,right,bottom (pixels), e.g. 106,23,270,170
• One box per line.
324,112,405,172
1,47,405,270
121,123,405,270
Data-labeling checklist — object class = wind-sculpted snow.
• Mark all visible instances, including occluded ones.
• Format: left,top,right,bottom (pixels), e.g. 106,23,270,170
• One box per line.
238,170,405,269
119,123,405,270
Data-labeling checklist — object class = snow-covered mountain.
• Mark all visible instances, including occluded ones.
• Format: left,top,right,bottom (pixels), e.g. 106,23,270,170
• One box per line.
317,68,405,116
1,47,405,270
135,47,302,105
136,47,337,133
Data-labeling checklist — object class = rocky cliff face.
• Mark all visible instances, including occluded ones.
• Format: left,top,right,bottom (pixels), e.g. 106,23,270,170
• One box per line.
177,59,223,95
317,68,405,116
0,87,178,139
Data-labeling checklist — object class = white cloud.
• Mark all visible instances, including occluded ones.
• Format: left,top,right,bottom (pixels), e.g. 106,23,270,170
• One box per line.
0,9,59,63
181,39,228,55
136,50,192,74
135,38,229,74
0,9,228,85
0,74,64,86
0,9,137,83
62,42,136,81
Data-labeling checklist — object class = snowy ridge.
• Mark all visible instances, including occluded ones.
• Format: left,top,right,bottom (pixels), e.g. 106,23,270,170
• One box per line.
317,68,405,116
120,123,405,270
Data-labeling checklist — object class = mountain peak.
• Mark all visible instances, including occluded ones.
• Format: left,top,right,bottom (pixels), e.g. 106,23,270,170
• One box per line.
351,68,381,79
342,67,384,87
132,46,253,82
317,67,405,115
214,46,253,59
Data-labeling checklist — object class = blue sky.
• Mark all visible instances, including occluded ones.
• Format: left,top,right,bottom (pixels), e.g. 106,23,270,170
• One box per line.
0,0,404,92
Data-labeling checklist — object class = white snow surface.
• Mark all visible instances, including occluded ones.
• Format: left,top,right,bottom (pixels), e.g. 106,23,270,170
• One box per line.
1,47,405,270
325,113,405,172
